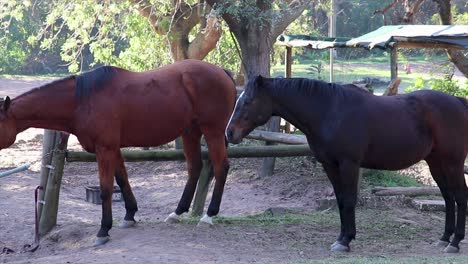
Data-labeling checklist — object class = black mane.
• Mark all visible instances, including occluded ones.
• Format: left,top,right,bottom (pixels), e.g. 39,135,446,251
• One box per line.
268,78,362,100
75,66,117,99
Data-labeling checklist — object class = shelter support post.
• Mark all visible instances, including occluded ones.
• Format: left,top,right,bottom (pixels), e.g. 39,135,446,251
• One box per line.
390,46,398,81
285,46,292,78
283,46,293,133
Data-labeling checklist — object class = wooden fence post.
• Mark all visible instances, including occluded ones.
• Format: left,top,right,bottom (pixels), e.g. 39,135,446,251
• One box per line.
39,132,69,236
191,159,214,216
38,130,56,220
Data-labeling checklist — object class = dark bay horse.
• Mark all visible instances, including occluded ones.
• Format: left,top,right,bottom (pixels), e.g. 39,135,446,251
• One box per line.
226,76,468,253
0,59,236,246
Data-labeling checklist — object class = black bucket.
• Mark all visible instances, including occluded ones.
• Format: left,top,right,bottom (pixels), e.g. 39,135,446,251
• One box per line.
85,186,123,204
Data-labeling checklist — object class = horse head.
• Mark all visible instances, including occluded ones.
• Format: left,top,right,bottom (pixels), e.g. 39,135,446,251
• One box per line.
0,96,17,149
226,75,273,144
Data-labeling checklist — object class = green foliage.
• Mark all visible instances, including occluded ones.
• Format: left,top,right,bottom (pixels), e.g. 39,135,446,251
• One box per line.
300,255,468,264
0,1,33,73
406,76,468,97
362,170,421,188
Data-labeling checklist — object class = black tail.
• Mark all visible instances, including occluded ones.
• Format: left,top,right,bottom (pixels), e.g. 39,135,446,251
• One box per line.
223,69,236,86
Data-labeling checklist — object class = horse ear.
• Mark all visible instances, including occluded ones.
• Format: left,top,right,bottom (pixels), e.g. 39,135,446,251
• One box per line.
255,75,263,87
3,96,10,111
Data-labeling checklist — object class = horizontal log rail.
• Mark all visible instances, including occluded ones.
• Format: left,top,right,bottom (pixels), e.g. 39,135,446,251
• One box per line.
66,144,313,162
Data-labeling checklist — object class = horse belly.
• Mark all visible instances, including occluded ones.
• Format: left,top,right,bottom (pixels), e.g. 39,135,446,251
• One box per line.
119,97,193,147
361,127,432,170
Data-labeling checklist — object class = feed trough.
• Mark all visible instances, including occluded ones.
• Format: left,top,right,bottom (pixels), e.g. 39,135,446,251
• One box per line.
85,186,123,204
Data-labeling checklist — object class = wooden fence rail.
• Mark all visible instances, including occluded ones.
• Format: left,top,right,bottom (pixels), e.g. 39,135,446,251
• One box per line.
66,144,312,162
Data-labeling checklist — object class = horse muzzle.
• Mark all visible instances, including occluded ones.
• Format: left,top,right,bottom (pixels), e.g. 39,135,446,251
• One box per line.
225,126,244,144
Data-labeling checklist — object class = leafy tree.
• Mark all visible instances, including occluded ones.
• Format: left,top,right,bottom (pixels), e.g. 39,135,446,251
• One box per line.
205,0,312,177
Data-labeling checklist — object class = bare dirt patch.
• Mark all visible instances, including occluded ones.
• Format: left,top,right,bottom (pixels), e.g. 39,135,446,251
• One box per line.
1,77,467,264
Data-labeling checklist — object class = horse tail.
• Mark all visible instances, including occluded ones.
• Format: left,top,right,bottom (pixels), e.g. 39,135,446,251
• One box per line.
223,69,236,86
456,96,468,110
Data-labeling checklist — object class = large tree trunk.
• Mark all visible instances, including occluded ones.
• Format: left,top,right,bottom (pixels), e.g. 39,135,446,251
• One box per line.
433,0,468,77
206,0,311,177
232,10,280,177
134,0,222,62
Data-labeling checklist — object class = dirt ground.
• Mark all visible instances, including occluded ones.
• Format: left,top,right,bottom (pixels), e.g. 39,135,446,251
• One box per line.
0,76,467,264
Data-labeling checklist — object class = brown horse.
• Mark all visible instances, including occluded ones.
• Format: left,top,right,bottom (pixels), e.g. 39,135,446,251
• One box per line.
226,76,468,253
0,59,236,246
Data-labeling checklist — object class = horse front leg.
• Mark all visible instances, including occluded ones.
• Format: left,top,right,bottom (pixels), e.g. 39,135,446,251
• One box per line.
94,146,120,246
165,127,202,223
114,152,138,228
323,160,360,252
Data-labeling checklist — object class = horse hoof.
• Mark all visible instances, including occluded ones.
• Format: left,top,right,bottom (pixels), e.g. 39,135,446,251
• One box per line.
119,220,136,228
436,240,449,248
330,241,341,249
443,245,459,253
94,236,110,247
164,212,181,224
197,214,213,226
330,242,350,252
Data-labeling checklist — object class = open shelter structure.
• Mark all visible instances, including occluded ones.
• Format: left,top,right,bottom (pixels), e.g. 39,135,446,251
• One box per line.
276,25,468,82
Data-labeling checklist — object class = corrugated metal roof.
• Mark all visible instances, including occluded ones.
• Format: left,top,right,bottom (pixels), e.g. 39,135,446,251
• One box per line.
277,25,468,50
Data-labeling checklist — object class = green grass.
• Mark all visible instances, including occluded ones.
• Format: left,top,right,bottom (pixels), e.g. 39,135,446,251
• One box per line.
362,169,422,188
271,62,427,93
296,255,468,264
182,210,340,227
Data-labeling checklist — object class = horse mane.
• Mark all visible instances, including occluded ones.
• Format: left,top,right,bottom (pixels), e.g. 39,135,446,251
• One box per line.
75,66,118,99
268,78,363,100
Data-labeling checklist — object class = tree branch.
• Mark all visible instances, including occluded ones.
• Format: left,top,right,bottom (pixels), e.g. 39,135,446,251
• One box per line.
130,0,167,35
403,0,425,23
373,0,402,16
205,0,241,33
271,0,312,41
187,8,222,59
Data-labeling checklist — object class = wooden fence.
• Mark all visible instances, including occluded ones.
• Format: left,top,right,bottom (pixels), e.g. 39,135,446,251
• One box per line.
37,130,312,236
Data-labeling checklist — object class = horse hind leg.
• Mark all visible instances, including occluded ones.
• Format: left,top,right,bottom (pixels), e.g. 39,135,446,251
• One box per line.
94,146,121,246
198,132,229,226
114,152,138,228
426,157,466,253
165,126,203,223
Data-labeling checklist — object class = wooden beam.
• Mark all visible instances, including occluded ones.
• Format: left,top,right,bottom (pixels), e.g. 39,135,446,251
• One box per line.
39,132,69,236
38,130,56,222
191,159,213,216
66,144,313,163
383,78,401,96
246,130,307,145
372,186,441,197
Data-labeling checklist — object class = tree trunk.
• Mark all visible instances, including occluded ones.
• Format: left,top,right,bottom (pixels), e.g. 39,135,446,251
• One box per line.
433,0,468,77
234,21,280,177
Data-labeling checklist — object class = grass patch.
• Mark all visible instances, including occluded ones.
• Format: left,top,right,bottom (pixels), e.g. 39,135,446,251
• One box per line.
183,210,340,227
297,255,468,264
362,169,421,188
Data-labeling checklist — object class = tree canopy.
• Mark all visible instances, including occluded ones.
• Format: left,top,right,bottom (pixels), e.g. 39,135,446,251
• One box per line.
0,0,466,76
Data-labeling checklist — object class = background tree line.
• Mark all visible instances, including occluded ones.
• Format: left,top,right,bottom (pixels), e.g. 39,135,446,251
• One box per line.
1,0,466,76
